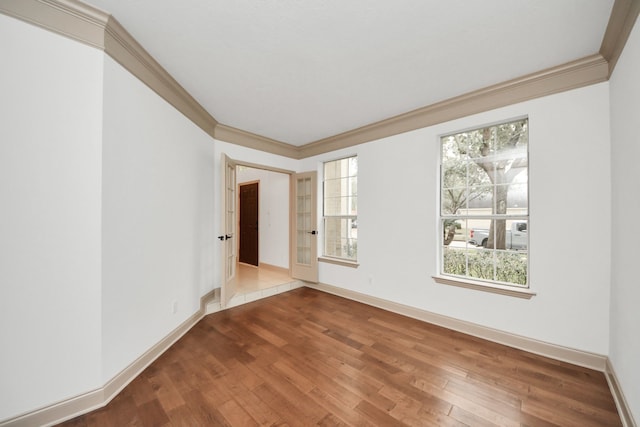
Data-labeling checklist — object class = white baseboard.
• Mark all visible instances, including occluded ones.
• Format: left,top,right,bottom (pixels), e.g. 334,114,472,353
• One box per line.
100,308,204,409
0,389,105,427
606,359,637,427
0,289,220,427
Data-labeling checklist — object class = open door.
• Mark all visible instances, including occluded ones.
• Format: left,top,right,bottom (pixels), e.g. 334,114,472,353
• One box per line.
291,171,319,282
220,153,237,308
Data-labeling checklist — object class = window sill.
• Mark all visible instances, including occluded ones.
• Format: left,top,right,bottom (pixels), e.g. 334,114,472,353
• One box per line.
432,275,536,299
318,256,359,268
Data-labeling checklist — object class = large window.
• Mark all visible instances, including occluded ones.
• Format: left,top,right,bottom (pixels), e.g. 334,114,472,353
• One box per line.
323,156,358,261
440,118,528,287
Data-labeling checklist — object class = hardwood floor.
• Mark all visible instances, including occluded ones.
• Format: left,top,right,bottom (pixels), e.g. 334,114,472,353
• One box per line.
59,288,621,426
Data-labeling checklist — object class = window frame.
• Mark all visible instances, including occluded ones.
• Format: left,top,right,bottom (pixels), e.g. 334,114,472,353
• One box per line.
435,117,532,296
321,155,358,263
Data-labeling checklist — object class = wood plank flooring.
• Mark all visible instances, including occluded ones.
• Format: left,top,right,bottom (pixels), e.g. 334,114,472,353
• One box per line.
59,288,622,426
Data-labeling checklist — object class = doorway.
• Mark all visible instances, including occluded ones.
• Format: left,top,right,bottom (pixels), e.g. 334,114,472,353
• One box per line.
239,181,259,266
221,157,318,308
235,164,293,296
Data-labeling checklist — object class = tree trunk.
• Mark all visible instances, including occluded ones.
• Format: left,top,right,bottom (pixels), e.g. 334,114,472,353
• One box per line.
443,224,456,246
473,125,525,250
486,172,508,249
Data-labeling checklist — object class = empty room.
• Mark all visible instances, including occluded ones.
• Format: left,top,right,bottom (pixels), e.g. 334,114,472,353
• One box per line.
0,0,638,426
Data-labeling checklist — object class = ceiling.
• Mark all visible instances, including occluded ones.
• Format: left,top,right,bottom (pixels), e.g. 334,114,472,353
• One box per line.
86,0,614,146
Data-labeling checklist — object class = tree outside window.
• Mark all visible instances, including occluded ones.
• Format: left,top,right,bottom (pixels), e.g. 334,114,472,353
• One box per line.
440,118,528,286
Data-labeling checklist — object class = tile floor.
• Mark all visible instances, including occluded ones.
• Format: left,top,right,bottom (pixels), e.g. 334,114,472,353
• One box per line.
206,263,304,314
236,263,293,293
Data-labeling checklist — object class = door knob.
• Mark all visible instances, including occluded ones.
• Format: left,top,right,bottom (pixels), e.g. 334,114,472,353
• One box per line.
307,230,318,235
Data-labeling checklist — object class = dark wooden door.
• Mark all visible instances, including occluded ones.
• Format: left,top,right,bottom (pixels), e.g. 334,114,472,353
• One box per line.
239,182,259,266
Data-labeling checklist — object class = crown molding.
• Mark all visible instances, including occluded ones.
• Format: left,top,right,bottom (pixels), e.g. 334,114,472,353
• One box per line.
1,0,637,160
600,0,640,76
0,0,108,48
298,54,609,158
103,16,219,137
213,124,300,159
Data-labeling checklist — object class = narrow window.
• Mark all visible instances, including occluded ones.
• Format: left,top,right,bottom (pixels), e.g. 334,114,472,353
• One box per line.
323,156,358,261
440,118,529,287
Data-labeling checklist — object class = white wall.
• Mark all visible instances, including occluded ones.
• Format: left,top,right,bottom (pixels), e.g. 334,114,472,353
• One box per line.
101,56,217,381
299,82,612,355
0,15,104,420
237,167,290,268
609,20,640,421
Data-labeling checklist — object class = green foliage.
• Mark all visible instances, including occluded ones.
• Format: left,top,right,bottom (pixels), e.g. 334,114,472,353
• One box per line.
344,239,357,260
443,219,461,230
443,248,527,286
441,143,492,215
442,248,467,275
496,251,528,285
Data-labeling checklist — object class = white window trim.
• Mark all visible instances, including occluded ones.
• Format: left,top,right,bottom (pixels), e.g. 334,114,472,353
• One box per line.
437,117,530,291
318,256,360,268
432,275,536,299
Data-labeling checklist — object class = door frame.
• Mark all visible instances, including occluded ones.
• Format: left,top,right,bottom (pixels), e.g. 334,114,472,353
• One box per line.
220,157,319,304
223,159,295,277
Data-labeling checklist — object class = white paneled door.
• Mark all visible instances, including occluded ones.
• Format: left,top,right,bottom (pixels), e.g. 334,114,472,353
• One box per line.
220,153,237,308
291,171,318,283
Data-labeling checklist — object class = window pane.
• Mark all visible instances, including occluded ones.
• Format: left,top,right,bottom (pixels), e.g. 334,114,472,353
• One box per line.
349,156,358,176
442,218,467,247
324,196,358,216
442,160,466,189
507,183,527,212
467,219,492,248
442,246,467,276
324,157,357,180
507,219,528,250
324,217,357,260
496,250,527,286
442,187,467,215
442,135,462,163
467,161,490,185
467,248,495,281
467,185,493,214
323,156,358,260
324,177,357,216
466,126,495,161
